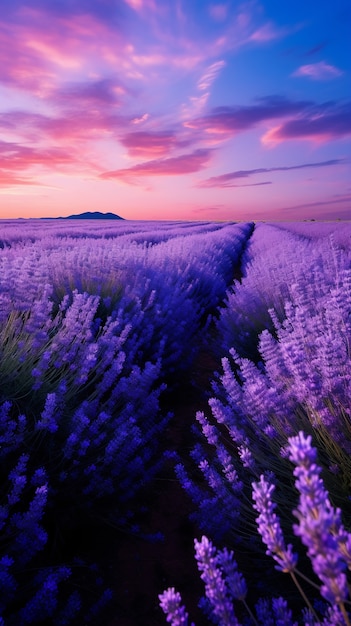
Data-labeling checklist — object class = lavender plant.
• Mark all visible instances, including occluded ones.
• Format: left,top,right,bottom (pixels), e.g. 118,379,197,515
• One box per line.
161,433,351,625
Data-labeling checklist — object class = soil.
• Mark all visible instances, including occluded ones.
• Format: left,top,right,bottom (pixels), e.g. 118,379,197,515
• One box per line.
107,346,220,626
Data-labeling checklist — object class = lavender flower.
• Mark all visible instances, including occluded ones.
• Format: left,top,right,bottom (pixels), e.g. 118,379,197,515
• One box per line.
194,535,240,626
19,567,71,624
271,597,296,626
252,475,298,573
217,547,247,602
37,393,58,433
159,588,190,626
287,432,350,606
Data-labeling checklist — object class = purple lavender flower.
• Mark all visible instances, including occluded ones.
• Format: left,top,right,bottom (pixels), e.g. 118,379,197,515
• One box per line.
36,393,58,433
271,597,296,625
252,475,298,573
254,598,275,625
159,588,190,626
217,547,247,602
287,432,350,606
19,567,71,624
194,535,240,626
8,454,29,506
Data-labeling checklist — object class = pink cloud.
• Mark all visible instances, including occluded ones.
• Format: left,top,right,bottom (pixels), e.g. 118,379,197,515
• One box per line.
0,138,79,187
120,131,180,157
0,170,40,187
292,61,343,80
100,148,212,184
0,22,54,94
261,102,351,146
132,113,150,125
0,8,127,96
0,139,75,169
0,109,128,149
123,0,157,12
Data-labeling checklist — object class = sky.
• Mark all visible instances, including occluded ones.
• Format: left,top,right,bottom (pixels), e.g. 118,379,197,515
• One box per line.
0,0,350,221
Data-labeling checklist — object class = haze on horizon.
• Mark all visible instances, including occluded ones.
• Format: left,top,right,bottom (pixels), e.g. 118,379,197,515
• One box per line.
0,0,350,222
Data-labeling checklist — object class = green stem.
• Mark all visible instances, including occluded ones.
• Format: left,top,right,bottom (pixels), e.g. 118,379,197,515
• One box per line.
290,570,319,621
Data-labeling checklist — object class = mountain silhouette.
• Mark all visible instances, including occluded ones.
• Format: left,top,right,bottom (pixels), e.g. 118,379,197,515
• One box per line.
65,211,124,220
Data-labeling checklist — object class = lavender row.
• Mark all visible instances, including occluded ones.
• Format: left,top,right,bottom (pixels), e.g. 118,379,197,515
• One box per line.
275,220,351,248
0,218,226,248
216,222,351,358
170,223,351,623
0,220,253,372
0,220,253,623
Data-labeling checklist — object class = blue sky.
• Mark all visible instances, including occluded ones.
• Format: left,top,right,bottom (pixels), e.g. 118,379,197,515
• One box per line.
0,0,350,220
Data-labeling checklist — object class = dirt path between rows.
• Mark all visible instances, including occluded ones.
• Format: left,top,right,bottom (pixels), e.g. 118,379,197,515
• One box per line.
108,346,219,625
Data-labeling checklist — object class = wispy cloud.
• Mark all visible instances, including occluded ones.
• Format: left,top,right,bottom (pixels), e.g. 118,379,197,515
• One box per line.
185,96,312,136
197,60,226,91
262,102,351,145
0,171,40,187
198,158,344,187
0,8,127,96
53,79,127,107
181,60,226,120
278,193,351,219
0,139,75,169
0,109,127,146
100,148,213,184
0,138,77,187
292,61,343,80
249,21,290,43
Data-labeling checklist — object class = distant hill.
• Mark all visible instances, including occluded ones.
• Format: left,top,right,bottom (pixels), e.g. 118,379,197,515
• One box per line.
65,211,124,220
39,211,124,220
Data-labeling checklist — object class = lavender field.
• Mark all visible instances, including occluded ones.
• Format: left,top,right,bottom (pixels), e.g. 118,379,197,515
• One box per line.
1,219,351,626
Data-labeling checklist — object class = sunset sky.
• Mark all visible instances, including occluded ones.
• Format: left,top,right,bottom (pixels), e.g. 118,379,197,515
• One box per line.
0,0,350,221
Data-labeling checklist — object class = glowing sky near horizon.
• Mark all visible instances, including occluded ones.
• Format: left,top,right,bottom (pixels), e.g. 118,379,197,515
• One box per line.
0,0,350,221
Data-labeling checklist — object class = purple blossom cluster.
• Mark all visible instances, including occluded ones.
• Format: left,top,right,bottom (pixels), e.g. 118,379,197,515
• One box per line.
287,432,351,608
